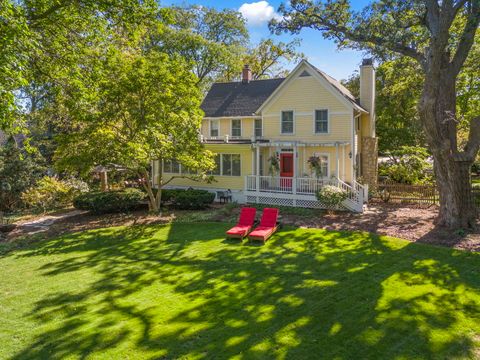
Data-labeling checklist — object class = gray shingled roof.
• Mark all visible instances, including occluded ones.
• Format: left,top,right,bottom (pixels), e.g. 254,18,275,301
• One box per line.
201,78,284,117
201,61,367,117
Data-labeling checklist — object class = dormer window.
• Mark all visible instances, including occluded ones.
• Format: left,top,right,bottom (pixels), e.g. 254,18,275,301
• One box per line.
210,119,219,137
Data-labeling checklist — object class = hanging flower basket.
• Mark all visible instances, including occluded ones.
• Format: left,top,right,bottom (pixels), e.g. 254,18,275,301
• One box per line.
268,155,279,176
307,156,324,178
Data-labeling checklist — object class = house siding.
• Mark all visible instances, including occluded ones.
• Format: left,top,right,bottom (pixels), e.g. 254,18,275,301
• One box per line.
201,118,257,139
262,77,352,141
159,144,253,191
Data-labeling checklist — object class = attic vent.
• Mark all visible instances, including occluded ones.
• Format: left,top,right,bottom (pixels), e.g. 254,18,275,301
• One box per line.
299,70,311,77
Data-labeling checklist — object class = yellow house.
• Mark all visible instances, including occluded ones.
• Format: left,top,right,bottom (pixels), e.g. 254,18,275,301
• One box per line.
156,59,378,212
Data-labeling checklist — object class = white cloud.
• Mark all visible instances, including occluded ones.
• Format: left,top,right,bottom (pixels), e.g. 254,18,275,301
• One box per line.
239,1,281,27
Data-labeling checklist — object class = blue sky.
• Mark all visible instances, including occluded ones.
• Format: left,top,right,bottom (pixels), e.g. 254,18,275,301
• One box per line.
161,0,371,80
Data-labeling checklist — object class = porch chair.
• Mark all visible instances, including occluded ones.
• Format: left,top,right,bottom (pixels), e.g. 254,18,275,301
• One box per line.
226,207,257,239
248,208,279,242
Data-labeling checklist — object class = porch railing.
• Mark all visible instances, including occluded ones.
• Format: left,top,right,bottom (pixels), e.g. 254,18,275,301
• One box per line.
245,175,365,212
245,175,332,195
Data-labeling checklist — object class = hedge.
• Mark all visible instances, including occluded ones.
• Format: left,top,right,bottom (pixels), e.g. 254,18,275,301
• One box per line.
73,188,145,214
160,188,215,210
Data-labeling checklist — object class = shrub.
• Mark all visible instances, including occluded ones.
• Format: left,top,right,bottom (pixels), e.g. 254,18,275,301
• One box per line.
316,185,348,209
161,188,215,210
0,137,45,211
73,188,145,214
21,176,89,211
379,146,433,184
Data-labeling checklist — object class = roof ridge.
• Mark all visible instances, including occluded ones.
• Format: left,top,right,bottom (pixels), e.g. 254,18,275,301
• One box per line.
211,77,286,85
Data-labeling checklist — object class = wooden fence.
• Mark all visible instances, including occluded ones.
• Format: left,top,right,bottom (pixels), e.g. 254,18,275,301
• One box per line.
373,181,480,209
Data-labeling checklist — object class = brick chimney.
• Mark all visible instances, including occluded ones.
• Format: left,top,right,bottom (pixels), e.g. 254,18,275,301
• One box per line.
242,64,252,84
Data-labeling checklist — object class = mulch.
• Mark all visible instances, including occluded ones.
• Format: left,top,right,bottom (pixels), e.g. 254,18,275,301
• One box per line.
3,202,479,252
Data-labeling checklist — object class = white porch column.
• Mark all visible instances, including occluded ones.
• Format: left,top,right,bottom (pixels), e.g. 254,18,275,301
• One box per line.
293,144,297,205
335,143,340,179
255,144,260,193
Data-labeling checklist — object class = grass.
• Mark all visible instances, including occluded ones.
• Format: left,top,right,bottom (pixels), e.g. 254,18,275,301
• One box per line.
1,223,479,359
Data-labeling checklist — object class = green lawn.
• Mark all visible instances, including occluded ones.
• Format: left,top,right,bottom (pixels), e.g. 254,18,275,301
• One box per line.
1,223,479,359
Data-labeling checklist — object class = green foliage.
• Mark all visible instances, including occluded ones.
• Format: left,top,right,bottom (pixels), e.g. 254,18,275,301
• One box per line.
0,137,45,211
21,176,89,211
315,185,348,208
162,189,215,210
242,38,303,80
471,162,480,176
379,146,433,184
73,189,145,214
159,5,249,89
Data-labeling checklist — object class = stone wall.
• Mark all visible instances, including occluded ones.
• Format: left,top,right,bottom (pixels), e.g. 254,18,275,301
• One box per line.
361,137,378,188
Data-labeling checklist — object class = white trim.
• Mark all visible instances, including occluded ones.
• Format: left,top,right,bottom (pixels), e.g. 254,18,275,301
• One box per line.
313,109,330,135
209,119,219,138
263,111,351,118
230,119,242,138
204,116,260,120
254,118,263,138
280,110,295,135
351,111,356,182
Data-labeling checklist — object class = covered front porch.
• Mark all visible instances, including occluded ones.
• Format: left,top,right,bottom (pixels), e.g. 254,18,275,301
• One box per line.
245,141,364,212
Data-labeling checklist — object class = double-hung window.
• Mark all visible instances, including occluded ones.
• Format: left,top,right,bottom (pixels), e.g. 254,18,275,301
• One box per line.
254,119,262,137
210,119,219,137
231,119,242,137
222,154,241,176
315,110,329,134
164,159,181,173
281,111,294,134
208,154,221,175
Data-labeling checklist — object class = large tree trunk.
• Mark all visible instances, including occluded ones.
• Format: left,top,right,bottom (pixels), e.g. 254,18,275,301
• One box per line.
419,70,477,228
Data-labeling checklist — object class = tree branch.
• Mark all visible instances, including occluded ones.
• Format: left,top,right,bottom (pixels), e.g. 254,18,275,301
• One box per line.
28,1,70,21
463,116,480,161
450,1,480,75
295,9,426,65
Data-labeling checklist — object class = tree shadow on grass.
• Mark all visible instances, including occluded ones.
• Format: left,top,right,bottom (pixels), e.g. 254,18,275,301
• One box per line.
7,222,480,359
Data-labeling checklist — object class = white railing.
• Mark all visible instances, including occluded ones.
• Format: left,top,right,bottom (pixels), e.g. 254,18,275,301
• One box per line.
245,175,365,212
296,177,330,194
246,175,331,195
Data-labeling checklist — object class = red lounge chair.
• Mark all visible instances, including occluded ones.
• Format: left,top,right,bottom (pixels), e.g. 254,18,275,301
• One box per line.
226,207,257,239
248,208,279,242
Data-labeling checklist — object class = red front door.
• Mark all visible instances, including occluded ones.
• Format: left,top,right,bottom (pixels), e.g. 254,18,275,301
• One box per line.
280,153,294,189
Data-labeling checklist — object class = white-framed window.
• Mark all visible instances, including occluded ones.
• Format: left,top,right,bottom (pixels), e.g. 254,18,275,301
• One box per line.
254,118,262,137
231,119,242,137
281,111,294,134
209,153,241,176
311,153,330,178
163,159,181,174
210,119,219,137
222,154,241,176
209,154,221,175
315,109,329,134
